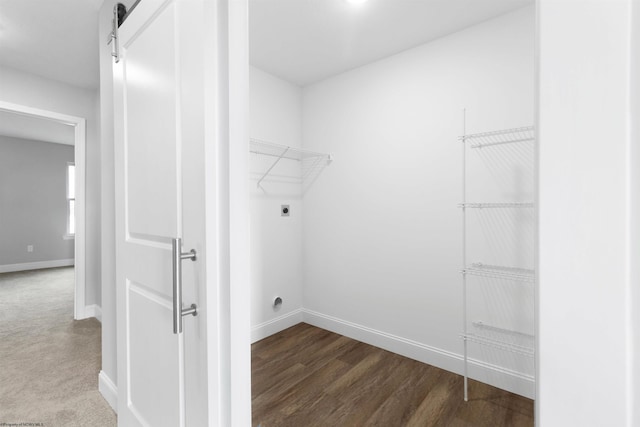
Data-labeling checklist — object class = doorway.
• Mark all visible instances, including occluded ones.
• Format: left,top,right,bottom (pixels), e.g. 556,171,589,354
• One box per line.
0,101,87,319
247,0,536,424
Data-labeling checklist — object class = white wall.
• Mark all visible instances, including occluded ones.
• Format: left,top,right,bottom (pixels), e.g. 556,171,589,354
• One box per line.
301,6,534,396
538,0,639,425
249,66,304,341
0,65,101,306
631,1,640,422
97,0,121,407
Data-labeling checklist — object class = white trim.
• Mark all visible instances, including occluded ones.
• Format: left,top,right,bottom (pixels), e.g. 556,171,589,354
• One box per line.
0,101,86,321
0,259,74,273
227,0,252,425
85,304,103,322
74,119,86,321
98,370,118,413
302,309,460,373
466,356,535,398
534,1,541,420
251,309,304,343
301,308,535,399
66,162,76,236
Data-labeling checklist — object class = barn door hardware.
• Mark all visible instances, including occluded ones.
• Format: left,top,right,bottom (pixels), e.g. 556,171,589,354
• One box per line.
107,3,127,63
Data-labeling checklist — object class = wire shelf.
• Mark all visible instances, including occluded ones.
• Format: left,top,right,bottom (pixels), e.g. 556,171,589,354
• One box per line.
458,202,534,209
462,263,535,282
461,333,535,357
460,126,534,149
250,139,331,162
471,321,534,340
249,138,332,188
459,117,536,401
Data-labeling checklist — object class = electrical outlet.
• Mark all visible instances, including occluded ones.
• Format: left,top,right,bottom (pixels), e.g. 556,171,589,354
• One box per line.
27,245,34,253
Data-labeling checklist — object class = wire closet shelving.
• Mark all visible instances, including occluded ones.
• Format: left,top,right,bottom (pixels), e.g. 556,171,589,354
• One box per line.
458,202,534,209
249,138,332,188
459,118,536,401
462,263,535,283
460,126,534,149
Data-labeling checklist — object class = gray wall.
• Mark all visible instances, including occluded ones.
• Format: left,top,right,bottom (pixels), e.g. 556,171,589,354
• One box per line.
0,135,75,265
0,65,101,308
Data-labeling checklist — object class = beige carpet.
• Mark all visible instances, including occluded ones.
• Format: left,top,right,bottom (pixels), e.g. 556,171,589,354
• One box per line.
0,267,116,426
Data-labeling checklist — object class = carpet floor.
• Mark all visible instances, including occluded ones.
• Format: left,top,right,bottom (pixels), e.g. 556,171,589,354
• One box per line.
0,267,116,426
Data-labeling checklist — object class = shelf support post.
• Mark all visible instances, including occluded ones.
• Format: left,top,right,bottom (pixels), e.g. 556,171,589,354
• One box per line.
461,108,469,402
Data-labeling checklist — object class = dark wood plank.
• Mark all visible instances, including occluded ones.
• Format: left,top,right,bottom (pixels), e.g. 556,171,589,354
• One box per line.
330,352,416,426
363,361,441,426
405,370,464,427
324,348,386,396
251,323,534,427
447,380,534,427
276,358,351,417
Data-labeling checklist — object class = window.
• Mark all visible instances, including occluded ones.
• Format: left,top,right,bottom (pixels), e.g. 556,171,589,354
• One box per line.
67,163,75,237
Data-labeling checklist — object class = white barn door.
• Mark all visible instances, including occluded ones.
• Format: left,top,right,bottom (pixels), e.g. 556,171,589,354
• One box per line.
112,0,251,425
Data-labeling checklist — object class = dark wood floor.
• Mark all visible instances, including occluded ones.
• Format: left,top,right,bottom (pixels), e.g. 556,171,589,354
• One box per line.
252,323,533,427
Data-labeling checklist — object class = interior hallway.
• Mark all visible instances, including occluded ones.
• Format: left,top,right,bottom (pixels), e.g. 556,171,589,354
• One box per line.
0,267,115,426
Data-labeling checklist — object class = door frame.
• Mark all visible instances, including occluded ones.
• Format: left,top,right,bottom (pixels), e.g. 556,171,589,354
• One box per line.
0,100,87,320
205,0,252,423
228,0,252,423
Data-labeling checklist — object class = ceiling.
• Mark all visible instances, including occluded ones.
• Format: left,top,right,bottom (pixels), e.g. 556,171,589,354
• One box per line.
250,0,533,86
0,0,134,144
0,0,533,92
0,0,532,144
0,0,105,89
0,0,532,93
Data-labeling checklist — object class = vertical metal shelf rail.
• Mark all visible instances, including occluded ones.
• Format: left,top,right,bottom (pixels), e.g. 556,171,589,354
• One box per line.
459,116,535,401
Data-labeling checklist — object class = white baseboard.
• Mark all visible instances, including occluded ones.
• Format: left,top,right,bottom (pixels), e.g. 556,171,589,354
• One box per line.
0,258,74,273
301,308,535,399
251,308,304,343
248,307,534,397
466,356,535,399
84,304,102,322
99,370,118,413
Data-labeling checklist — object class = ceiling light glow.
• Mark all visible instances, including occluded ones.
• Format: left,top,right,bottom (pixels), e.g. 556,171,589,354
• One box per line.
346,0,368,5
